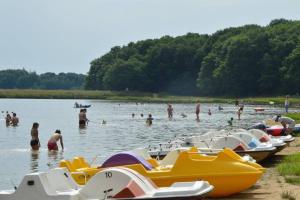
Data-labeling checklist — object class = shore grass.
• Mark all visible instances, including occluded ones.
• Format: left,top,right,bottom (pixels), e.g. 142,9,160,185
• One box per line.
0,89,299,104
278,153,300,185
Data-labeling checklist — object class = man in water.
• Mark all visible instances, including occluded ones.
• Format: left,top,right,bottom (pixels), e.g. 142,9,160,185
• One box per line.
11,112,19,126
167,104,173,119
79,109,88,127
195,103,200,120
274,115,295,134
47,129,64,151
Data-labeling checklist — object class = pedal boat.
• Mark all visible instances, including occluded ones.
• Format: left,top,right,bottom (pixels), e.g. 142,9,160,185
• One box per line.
60,148,265,198
248,129,287,152
0,167,213,200
249,122,295,144
149,131,277,162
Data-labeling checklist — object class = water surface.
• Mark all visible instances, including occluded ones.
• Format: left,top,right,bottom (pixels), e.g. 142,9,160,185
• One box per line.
0,99,293,189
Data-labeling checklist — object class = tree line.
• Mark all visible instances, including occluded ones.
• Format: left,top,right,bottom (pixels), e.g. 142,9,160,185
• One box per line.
0,69,85,89
85,19,300,96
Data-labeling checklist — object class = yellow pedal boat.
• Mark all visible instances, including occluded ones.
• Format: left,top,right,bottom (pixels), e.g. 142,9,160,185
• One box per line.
60,148,264,198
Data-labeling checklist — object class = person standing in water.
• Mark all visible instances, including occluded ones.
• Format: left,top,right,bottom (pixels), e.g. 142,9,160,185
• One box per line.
284,95,289,113
11,112,19,126
237,107,242,120
5,112,11,126
47,130,64,151
208,109,212,116
146,114,153,126
30,122,40,151
79,109,88,127
167,104,173,119
195,103,200,120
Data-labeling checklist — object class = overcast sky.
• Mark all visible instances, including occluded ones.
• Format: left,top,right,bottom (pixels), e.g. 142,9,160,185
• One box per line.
0,0,299,74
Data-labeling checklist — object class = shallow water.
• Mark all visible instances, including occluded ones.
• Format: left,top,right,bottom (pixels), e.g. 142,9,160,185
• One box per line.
0,99,295,189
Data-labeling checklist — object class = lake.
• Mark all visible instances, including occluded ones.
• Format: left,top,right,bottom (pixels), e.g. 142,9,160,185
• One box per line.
0,99,293,189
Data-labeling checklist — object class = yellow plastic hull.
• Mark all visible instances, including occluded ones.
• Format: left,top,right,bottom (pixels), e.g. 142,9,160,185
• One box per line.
60,149,264,198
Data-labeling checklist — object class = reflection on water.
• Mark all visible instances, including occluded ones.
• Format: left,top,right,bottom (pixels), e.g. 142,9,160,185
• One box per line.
30,151,39,172
79,126,87,134
47,151,64,169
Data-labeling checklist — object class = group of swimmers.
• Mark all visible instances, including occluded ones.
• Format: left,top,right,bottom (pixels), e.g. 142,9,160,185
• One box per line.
30,122,64,151
4,111,19,126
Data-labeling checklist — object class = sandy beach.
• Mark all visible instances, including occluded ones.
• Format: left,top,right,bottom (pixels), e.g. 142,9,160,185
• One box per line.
222,136,300,200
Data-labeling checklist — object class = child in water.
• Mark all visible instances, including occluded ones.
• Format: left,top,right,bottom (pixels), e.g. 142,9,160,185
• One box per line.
208,109,212,116
146,114,153,126
228,117,233,126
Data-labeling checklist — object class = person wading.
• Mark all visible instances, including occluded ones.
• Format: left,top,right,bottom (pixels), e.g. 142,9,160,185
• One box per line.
47,130,64,151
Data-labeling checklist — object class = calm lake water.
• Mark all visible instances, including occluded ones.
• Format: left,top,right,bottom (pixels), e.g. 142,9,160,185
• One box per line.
0,99,295,189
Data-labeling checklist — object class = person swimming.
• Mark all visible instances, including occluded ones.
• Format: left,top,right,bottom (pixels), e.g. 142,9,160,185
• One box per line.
47,129,64,151
181,113,187,118
30,122,40,151
228,117,233,126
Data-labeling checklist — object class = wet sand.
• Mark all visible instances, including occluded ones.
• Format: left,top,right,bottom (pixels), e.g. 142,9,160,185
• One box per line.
222,137,300,200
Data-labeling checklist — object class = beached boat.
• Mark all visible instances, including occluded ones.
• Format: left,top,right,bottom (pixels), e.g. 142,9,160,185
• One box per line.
248,129,287,151
60,148,265,197
0,167,213,200
148,130,277,162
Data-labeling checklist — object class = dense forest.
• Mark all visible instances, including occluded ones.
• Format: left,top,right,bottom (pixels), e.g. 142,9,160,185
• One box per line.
85,19,300,96
0,69,85,89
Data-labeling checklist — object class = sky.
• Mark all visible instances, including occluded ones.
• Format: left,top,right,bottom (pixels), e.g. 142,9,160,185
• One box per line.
0,0,300,74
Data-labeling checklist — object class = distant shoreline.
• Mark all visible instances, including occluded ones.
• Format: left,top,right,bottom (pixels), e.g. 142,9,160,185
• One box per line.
0,89,298,105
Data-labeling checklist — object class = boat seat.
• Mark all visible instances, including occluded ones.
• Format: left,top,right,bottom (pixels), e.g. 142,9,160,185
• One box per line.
132,148,152,160
101,152,153,170
159,149,182,167
59,160,76,172
72,157,90,169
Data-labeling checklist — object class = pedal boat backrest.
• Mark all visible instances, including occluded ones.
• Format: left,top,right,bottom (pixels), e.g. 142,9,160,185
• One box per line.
79,167,156,199
101,152,153,170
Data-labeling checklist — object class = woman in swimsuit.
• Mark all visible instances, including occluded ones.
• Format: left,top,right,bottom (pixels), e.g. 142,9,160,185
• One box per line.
47,130,64,151
30,122,40,150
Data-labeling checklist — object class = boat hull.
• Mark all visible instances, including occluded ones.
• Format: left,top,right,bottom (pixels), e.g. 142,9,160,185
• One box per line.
62,150,264,198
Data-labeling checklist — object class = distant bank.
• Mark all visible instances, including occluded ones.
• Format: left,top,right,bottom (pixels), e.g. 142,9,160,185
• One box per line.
0,89,298,105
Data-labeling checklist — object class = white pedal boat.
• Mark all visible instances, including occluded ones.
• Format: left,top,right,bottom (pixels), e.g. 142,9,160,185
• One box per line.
148,130,276,162
248,128,295,144
0,167,213,200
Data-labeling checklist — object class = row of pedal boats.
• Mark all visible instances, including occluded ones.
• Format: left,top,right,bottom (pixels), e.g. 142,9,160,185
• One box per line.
148,128,294,162
0,123,295,199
